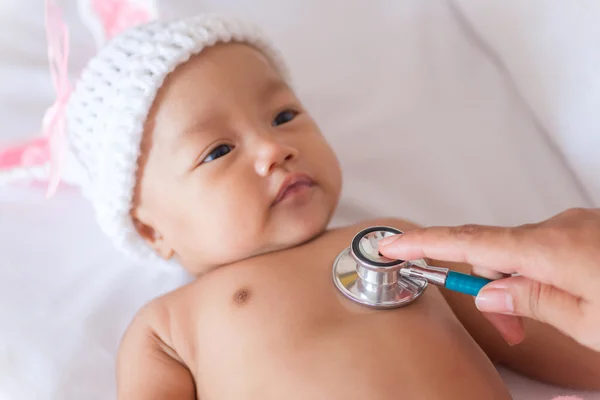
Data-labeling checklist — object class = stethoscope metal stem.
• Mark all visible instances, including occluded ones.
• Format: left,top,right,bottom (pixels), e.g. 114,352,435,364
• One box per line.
399,264,491,296
399,264,448,286
357,260,409,286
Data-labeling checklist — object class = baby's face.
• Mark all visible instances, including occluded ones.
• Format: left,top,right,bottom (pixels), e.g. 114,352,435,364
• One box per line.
133,43,342,273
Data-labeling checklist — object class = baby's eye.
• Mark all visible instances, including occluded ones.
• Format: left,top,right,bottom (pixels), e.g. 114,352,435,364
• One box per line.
203,144,232,163
272,109,298,127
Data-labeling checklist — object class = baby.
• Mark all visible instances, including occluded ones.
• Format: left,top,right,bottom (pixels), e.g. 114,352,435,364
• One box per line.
44,14,600,399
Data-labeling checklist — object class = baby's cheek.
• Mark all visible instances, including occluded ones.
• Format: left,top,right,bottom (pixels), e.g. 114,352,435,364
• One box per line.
200,195,265,257
311,145,342,195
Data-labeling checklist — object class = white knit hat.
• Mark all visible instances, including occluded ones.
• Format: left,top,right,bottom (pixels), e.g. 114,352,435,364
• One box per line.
3,13,290,262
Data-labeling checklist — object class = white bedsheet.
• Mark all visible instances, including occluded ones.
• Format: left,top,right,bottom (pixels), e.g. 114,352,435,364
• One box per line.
1,1,599,399
453,0,600,207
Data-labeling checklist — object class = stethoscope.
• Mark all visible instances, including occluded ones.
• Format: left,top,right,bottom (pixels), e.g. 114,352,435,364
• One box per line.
332,226,492,309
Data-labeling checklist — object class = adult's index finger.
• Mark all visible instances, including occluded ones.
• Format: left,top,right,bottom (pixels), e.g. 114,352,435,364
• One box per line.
378,224,554,284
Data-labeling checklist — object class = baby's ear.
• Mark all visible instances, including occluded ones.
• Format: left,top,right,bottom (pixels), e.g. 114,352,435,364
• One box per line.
131,212,174,260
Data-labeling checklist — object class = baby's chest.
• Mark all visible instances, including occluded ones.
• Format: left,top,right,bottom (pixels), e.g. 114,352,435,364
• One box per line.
200,255,342,326
185,251,457,393
188,227,450,358
192,251,360,340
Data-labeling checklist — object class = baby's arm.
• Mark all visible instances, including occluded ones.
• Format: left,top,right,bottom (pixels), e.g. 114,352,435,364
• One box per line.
116,302,196,399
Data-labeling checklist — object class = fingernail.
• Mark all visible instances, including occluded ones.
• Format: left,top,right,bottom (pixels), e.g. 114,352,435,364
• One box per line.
476,289,515,314
378,234,402,247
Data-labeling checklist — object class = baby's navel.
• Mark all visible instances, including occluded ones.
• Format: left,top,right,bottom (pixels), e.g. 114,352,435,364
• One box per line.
233,287,251,306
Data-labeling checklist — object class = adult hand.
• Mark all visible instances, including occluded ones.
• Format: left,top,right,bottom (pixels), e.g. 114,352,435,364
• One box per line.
379,208,600,352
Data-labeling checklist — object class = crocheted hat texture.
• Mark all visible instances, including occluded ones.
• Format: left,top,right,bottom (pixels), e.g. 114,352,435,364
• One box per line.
62,14,290,262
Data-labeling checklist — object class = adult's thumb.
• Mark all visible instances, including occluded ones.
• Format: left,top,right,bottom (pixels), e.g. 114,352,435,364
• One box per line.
475,276,583,337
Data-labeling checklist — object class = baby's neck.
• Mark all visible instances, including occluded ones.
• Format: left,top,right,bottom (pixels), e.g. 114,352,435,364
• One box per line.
184,227,333,278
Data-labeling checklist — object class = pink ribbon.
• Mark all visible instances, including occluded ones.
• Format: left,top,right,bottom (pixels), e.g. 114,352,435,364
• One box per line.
92,0,150,41
43,0,71,197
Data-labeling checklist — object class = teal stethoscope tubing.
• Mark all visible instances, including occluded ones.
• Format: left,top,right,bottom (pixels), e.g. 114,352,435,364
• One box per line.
444,271,491,296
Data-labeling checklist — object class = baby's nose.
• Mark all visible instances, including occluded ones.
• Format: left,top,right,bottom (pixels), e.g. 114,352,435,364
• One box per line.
254,140,298,176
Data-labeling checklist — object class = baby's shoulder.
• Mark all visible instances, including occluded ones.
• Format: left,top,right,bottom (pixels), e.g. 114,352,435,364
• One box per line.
120,282,200,359
116,288,198,396
122,292,178,347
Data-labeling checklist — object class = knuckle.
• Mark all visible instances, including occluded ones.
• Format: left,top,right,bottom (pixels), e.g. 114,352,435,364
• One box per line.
538,222,575,248
523,282,559,324
511,223,538,241
506,225,529,245
472,265,506,280
559,207,594,226
452,224,482,240
562,207,586,218
525,281,544,321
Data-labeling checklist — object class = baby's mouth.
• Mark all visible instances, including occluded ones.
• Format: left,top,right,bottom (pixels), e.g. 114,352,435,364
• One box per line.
272,173,315,206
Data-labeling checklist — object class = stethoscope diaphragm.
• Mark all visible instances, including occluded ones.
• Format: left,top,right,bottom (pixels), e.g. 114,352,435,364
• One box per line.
333,226,428,309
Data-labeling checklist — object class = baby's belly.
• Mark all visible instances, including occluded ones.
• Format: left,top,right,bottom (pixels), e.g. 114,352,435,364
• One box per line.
185,261,510,400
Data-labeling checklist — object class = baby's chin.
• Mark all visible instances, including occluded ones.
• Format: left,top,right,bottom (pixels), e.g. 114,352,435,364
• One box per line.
174,200,337,272
268,214,332,251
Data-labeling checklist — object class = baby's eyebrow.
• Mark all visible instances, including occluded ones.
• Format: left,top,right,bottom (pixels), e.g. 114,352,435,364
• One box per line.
174,77,289,141
177,114,224,142
260,77,290,101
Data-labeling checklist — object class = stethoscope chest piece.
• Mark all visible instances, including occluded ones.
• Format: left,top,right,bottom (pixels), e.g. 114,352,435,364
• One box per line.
333,226,428,309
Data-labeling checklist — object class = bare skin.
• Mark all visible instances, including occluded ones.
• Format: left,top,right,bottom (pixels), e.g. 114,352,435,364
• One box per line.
117,218,511,400
116,42,600,399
